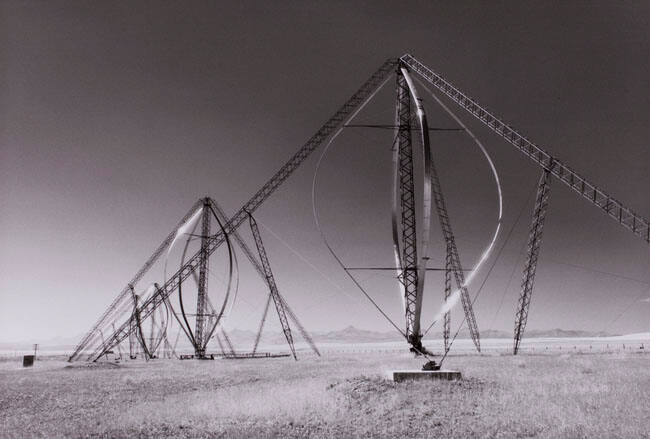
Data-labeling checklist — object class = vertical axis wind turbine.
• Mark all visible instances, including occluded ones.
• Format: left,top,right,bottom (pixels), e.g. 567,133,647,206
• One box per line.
70,54,648,362
400,54,649,353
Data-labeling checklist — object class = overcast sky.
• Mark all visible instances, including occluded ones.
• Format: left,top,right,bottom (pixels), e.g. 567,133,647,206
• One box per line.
1,1,649,343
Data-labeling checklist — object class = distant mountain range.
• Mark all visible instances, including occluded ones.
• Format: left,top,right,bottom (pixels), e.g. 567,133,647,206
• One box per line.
0,326,626,351
310,326,619,343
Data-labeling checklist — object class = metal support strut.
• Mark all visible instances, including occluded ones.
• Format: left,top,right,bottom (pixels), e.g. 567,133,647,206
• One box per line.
248,213,298,360
444,243,452,353
514,169,552,354
252,294,272,355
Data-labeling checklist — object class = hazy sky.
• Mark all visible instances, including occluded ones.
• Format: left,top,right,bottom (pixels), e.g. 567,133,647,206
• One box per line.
1,1,649,343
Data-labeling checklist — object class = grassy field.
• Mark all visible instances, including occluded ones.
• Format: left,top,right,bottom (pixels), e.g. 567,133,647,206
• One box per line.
1,350,648,438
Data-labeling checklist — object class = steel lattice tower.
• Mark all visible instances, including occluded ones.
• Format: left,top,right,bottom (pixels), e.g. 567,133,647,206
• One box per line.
427,125,482,352
444,242,452,353
395,70,422,348
399,61,481,352
514,169,551,354
395,63,482,353
193,198,212,357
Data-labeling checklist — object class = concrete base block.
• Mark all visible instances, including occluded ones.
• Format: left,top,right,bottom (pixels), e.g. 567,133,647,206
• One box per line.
392,370,461,382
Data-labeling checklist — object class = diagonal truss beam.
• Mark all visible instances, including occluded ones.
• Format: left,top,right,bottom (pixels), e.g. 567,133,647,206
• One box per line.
248,213,297,360
514,169,552,354
444,242,452,353
252,294,272,355
221,329,236,356
401,54,650,244
428,147,482,352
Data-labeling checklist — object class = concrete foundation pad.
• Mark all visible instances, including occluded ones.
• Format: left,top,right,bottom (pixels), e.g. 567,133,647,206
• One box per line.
392,370,462,382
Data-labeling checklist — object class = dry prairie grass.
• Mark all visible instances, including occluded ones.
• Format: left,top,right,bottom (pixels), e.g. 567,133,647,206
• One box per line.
0,351,648,438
